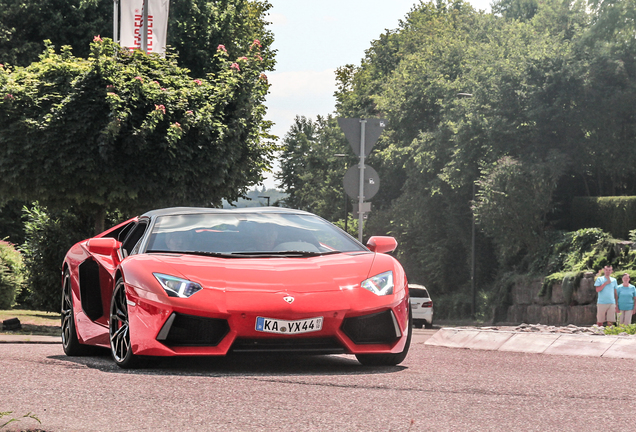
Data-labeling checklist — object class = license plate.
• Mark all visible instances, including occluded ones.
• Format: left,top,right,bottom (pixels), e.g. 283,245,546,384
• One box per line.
255,316,323,334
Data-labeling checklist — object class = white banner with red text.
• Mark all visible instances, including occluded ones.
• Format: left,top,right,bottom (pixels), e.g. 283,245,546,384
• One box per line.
120,0,169,55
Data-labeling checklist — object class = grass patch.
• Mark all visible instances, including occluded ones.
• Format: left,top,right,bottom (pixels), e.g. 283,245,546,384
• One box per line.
0,309,60,336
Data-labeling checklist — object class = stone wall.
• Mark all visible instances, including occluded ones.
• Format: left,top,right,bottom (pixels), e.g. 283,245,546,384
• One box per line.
501,272,597,326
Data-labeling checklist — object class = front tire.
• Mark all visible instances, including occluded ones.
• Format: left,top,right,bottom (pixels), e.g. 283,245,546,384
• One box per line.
356,308,412,366
109,279,144,368
61,270,94,356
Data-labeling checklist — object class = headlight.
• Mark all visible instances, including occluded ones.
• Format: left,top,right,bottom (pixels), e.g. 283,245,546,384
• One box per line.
153,273,203,298
361,271,394,296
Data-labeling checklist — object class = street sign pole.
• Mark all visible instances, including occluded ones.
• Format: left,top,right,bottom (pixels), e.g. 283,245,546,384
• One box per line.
113,0,119,45
337,117,386,243
142,0,149,53
357,119,367,242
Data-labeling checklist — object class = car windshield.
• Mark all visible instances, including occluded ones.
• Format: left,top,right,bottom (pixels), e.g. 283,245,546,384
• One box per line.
145,212,366,255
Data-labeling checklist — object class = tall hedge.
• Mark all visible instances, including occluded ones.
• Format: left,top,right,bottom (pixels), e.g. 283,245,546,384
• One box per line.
571,196,636,239
21,204,94,312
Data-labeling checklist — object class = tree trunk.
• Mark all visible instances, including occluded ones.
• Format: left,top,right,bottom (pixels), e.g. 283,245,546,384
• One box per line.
94,207,106,235
581,173,590,197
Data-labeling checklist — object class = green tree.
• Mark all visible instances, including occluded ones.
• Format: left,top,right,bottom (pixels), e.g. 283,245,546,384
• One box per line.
587,0,636,48
330,0,592,299
492,0,539,20
0,38,275,232
0,199,26,244
280,0,636,318
0,0,112,66
473,154,565,265
0,0,276,78
277,116,317,210
169,0,275,77
276,115,354,223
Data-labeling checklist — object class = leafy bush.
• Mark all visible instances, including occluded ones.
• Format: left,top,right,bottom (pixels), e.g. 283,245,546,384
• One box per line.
539,227,636,275
530,227,636,307
0,240,25,309
542,229,608,273
604,323,636,335
21,203,95,312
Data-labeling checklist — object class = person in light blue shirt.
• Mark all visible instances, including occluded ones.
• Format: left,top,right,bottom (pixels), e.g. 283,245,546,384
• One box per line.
616,273,636,326
594,265,618,326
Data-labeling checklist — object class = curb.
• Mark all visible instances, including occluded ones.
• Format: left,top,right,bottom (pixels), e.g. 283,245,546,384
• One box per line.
425,328,636,359
0,335,61,344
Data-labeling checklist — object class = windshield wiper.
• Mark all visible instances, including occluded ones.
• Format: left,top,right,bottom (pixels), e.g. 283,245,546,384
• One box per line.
147,250,342,258
147,250,236,258
230,250,342,257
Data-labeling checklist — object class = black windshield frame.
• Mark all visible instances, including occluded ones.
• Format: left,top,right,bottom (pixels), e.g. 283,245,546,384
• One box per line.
144,212,366,255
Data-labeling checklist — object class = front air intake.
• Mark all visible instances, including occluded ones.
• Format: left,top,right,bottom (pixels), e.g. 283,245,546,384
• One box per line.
157,313,229,346
231,337,345,354
341,310,401,344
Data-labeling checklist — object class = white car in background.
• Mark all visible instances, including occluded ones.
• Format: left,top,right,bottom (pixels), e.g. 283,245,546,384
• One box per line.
409,284,433,328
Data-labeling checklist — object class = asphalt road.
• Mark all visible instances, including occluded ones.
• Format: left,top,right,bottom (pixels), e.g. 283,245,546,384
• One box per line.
2,330,635,432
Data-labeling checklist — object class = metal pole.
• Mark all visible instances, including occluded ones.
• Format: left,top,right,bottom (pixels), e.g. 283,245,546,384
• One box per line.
457,92,476,319
344,192,348,234
141,0,148,53
357,119,367,243
471,182,476,320
113,0,119,44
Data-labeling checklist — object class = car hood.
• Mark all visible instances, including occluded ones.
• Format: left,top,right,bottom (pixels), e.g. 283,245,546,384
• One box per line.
129,251,391,293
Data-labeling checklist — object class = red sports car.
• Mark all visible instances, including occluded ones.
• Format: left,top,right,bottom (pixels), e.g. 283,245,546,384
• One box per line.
61,207,411,368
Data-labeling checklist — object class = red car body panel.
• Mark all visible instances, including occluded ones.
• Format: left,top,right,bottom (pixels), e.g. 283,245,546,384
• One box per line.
62,209,410,363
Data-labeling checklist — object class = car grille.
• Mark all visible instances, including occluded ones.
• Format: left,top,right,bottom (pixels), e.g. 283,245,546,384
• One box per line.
157,313,229,346
231,337,345,354
341,310,401,344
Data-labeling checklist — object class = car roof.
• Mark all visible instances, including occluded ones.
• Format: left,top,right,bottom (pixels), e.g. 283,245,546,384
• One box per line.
141,206,314,218
409,283,427,290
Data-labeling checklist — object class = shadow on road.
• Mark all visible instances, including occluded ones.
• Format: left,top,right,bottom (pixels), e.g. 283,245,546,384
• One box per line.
48,351,407,377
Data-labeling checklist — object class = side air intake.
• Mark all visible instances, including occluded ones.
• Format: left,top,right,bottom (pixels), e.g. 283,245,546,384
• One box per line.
157,313,229,346
341,310,401,344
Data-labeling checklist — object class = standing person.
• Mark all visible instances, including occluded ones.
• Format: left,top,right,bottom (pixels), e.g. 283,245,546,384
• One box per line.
616,273,636,326
594,265,618,327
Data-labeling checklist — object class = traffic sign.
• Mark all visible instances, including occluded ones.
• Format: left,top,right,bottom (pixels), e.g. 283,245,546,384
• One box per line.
337,118,387,157
343,165,380,200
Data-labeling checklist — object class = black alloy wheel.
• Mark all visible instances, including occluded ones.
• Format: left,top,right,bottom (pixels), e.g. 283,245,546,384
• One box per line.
61,270,93,356
109,279,144,368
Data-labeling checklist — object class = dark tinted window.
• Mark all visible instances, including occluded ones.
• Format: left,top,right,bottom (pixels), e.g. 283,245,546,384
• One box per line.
122,221,148,256
409,287,430,298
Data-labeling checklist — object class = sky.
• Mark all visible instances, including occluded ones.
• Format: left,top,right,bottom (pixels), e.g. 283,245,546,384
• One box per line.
260,0,492,189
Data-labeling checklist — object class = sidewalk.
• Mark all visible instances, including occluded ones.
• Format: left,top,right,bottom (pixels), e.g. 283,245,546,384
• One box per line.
425,327,636,359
